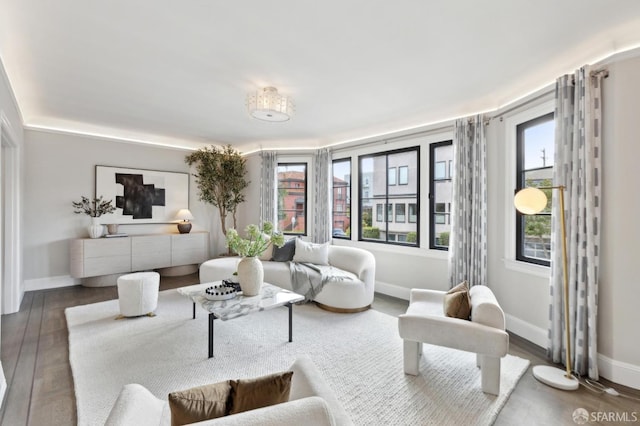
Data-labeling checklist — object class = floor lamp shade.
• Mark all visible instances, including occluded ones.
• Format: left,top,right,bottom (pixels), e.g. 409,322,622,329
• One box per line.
514,186,578,391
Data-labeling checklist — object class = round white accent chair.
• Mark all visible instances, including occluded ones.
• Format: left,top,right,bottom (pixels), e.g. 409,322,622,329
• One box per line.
116,272,160,318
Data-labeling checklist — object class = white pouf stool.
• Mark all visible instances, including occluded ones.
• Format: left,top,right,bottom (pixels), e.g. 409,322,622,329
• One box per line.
116,272,160,318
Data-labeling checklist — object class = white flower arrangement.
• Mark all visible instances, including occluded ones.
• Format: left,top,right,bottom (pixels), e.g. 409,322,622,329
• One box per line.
226,222,284,257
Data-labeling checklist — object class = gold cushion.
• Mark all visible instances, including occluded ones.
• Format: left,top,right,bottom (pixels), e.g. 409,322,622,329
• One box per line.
229,371,293,414
443,280,471,320
168,381,231,426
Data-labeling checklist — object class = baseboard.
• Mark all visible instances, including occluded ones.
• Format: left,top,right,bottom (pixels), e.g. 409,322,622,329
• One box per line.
24,275,79,292
375,281,410,300
505,314,547,348
598,354,640,390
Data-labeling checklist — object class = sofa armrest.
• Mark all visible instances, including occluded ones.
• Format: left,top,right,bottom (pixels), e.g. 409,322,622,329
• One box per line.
191,397,335,426
327,246,375,283
409,288,445,305
104,383,166,426
469,285,506,330
289,356,354,426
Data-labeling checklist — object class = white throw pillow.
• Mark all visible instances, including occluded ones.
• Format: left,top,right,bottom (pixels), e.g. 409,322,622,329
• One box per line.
258,234,273,261
292,239,329,265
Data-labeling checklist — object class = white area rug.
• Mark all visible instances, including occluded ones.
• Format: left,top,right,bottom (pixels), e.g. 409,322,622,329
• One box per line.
66,290,529,426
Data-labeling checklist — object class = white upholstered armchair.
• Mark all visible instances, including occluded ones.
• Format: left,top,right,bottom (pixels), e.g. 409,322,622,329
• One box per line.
397,285,509,395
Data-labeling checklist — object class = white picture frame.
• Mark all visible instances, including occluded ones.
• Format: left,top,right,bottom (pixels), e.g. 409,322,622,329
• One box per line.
95,165,189,224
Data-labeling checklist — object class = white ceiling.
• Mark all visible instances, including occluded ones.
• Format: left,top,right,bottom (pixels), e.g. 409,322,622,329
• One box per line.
2,1,640,153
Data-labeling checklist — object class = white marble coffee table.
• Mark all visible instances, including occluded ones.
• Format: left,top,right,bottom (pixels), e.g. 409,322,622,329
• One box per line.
177,282,304,358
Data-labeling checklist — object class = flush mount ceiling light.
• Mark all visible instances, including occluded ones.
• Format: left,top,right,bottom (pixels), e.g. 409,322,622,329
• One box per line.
246,86,294,122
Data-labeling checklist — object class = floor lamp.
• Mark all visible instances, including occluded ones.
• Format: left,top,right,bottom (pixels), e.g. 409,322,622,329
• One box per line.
514,186,579,391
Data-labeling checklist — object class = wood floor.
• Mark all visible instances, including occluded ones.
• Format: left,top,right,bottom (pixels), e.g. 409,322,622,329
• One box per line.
1,274,638,425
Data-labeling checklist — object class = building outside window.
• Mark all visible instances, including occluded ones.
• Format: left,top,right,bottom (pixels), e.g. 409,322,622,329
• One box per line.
395,203,406,222
277,163,307,235
408,203,417,223
376,203,384,222
359,147,419,246
516,112,555,265
398,166,409,185
332,159,351,238
429,141,453,249
388,167,397,185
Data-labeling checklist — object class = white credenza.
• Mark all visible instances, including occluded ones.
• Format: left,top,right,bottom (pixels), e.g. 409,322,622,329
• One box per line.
70,232,209,279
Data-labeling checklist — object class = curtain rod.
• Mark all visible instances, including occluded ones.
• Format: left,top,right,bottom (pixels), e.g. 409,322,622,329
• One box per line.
331,123,453,153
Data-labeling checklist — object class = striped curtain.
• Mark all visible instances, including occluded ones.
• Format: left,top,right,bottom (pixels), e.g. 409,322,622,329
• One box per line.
313,148,332,243
447,115,488,288
550,66,603,379
259,151,277,226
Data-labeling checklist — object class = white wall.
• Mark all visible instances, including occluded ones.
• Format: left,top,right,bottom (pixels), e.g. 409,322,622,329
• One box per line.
22,129,225,288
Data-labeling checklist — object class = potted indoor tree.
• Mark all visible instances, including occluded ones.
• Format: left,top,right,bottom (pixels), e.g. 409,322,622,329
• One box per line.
185,145,249,242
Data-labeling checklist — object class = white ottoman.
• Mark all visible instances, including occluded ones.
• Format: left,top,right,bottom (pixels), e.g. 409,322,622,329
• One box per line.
116,272,160,318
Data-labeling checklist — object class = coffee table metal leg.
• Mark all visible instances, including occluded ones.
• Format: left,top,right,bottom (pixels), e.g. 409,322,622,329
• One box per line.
288,303,293,342
193,302,196,319
209,313,215,358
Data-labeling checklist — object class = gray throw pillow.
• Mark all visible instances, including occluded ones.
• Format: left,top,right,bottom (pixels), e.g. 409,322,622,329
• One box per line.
271,238,296,262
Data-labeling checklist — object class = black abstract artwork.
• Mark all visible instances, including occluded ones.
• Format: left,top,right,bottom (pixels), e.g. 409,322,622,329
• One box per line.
114,173,166,219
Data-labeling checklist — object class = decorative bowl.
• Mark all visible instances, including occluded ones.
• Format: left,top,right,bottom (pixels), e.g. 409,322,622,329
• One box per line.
203,283,238,301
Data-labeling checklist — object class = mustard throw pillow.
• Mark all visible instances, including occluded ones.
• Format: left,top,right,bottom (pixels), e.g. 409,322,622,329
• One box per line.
443,280,471,320
229,371,293,414
168,380,231,426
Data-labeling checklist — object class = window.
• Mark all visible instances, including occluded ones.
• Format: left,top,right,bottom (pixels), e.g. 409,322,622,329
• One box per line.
388,167,397,185
395,203,406,222
359,146,419,246
332,159,351,238
434,203,446,224
434,161,447,180
429,141,453,249
516,112,555,265
398,166,409,185
277,163,307,235
408,203,417,223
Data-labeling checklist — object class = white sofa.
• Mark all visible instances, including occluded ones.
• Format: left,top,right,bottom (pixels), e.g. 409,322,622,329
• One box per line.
397,285,509,395
199,245,376,312
105,356,353,426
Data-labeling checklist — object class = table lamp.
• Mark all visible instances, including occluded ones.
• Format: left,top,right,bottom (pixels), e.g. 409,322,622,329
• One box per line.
514,186,578,391
175,209,194,234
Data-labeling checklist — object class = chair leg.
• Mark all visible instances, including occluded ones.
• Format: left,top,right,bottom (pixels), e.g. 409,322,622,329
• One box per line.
480,354,500,395
403,340,420,375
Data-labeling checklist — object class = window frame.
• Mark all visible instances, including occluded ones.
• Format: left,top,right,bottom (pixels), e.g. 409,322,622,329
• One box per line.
358,146,420,247
515,112,554,266
331,158,352,239
277,162,308,236
429,140,453,250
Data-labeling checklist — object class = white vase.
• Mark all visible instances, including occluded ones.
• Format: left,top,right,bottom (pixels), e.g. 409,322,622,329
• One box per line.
237,256,263,296
88,217,104,239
